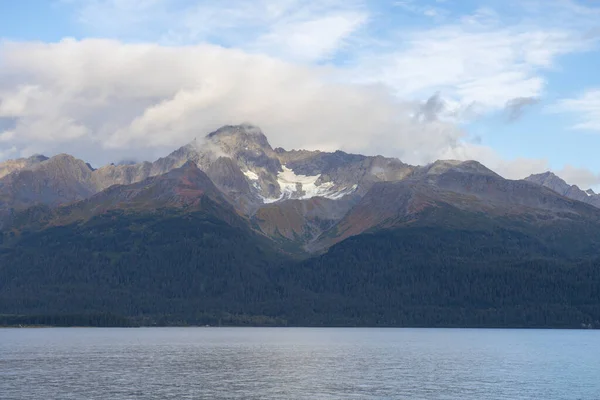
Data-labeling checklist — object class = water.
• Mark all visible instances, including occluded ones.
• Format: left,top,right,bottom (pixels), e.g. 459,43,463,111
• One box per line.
1,328,599,399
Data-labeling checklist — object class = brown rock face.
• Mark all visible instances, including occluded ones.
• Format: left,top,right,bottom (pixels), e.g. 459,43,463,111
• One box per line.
253,196,354,248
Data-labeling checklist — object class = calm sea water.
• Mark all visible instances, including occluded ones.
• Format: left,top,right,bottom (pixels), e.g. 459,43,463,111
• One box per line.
1,327,599,399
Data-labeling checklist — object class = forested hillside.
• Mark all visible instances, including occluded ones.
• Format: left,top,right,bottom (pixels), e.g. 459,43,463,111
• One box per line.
2,209,599,328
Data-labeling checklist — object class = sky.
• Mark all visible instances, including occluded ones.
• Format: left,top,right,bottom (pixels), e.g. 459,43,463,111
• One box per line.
1,0,600,188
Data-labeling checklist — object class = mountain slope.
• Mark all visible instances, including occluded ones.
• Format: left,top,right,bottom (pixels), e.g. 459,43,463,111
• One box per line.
0,162,285,321
526,171,600,209
3,125,600,257
252,196,355,251
0,209,284,322
4,162,249,233
0,154,98,214
2,206,600,327
312,161,600,252
277,226,600,327
0,155,49,179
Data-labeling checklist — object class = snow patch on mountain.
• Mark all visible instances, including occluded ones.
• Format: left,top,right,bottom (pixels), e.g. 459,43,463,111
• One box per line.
243,170,259,180
259,165,357,203
328,184,359,200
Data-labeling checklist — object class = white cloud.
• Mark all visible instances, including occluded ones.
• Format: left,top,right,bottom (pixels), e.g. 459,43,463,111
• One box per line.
436,141,550,180
556,164,600,189
0,39,467,167
436,143,600,190
64,1,599,115
550,89,600,132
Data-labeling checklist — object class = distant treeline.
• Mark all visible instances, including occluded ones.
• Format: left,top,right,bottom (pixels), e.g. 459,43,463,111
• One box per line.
0,313,289,327
0,313,133,327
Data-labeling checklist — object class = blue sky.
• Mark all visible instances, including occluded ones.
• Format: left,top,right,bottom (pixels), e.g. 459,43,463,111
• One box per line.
1,0,600,187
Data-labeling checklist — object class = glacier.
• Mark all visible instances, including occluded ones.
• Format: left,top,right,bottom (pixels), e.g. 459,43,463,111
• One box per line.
247,165,357,203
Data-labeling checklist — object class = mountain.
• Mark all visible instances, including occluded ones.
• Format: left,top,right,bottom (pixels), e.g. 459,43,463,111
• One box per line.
0,124,415,237
525,171,600,209
0,161,288,324
4,124,600,253
0,154,98,215
6,126,600,224
0,155,48,179
4,124,600,252
1,124,600,328
5,161,249,232
2,191,599,327
277,226,600,327
311,160,600,252
0,125,386,208
155,124,415,212
252,196,356,252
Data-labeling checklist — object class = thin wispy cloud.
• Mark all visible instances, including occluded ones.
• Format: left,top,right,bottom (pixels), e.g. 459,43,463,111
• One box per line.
68,0,369,62
551,89,600,132
393,0,449,19
352,12,593,114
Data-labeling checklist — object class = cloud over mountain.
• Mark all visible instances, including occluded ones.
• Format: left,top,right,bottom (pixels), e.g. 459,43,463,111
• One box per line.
0,39,466,165
1,1,600,188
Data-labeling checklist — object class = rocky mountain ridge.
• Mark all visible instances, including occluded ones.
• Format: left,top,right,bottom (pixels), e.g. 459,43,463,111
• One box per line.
525,171,600,209
0,124,416,222
0,155,49,179
2,124,599,253
0,125,519,212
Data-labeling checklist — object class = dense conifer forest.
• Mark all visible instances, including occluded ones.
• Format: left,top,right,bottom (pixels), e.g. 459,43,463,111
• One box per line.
1,209,599,328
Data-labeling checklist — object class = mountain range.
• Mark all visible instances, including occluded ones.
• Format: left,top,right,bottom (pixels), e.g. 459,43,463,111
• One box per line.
2,123,599,253
1,124,599,328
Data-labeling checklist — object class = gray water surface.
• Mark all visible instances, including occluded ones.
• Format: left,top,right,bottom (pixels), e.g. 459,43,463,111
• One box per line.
1,328,599,399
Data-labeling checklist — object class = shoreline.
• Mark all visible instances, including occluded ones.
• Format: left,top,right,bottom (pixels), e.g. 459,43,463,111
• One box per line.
1,325,598,330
